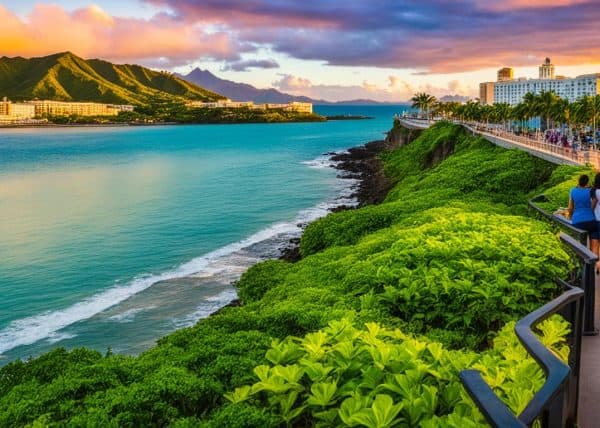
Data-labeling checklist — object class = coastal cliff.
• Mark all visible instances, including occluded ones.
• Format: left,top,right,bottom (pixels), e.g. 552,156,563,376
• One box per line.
384,119,422,146
0,121,582,426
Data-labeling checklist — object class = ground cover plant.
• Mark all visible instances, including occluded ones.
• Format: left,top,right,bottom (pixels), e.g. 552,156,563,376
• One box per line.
0,122,581,426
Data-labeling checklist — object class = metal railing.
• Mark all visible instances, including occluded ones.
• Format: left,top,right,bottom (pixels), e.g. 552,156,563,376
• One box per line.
529,195,597,335
460,232,596,427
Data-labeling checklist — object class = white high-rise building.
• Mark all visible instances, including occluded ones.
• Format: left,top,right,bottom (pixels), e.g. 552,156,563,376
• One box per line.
492,58,600,105
494,74,600,105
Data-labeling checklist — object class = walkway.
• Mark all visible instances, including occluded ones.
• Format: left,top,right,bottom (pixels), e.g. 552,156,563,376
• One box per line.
579,276,600,428
398,117,600,427
397,118,600,170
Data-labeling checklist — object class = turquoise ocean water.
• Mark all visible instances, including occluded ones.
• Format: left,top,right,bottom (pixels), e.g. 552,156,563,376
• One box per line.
0,105,406,364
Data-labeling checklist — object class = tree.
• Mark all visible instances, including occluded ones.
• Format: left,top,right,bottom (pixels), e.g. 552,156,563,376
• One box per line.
537,91,561,131
410,93,437,120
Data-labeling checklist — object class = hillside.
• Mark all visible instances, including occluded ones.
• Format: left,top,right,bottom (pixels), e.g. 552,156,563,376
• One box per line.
0,122,580,426
0,52,225,104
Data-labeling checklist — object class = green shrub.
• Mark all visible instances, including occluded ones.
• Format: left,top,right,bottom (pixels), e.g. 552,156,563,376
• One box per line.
237,260,291,303
225,317,569,427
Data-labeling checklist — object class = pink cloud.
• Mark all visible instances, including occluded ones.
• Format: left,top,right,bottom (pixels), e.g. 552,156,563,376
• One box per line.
273,74,476,102
474,0,589,11
0,4,239,65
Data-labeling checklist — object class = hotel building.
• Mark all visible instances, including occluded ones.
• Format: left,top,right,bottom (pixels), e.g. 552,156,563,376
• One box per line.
0,97,36,123
187,99,313,113
27,100,134,117
479,82,495,105
492,58,600,105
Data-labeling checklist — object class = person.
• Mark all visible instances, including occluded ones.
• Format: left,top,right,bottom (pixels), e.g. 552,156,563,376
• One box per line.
569,174,600,271
592,173,600,271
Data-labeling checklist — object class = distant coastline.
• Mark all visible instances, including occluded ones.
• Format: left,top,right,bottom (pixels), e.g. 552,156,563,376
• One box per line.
325,114,373,121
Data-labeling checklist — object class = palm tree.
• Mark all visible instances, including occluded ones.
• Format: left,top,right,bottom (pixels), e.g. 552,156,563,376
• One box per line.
492,103,512,131
410,93,437,120
537,91,561,131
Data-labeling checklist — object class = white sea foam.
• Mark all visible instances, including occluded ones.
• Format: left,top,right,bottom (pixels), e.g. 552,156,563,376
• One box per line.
0,152,358,355
301,155,335,169
171,289,239,329
45,331,77,345
108,306,157,323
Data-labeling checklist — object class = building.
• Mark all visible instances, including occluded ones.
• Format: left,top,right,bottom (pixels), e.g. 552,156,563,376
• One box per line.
287,102,313,113
27,100,132,117
539,57,555,80
187,99,255,108
187,99,313,113
0,97,36,123
493,58,600,105
479,82,495,105
497,67,514,82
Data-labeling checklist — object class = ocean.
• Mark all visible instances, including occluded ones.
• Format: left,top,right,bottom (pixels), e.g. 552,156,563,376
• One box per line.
0,105,407,364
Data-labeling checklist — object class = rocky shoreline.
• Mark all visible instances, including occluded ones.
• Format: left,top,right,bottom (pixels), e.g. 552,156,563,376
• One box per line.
278,139,392,262
215,139,393,313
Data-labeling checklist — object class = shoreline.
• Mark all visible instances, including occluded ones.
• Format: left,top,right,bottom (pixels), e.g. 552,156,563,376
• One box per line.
222,139,391,314
0,133,391,362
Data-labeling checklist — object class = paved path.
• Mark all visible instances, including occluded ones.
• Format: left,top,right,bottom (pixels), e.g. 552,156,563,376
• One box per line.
578,275,600,428
399,117,600,426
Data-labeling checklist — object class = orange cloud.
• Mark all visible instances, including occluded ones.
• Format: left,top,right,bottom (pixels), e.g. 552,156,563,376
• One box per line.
0,4,237,64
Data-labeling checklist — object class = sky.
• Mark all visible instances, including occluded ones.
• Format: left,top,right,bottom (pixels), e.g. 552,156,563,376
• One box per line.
2,0,600,102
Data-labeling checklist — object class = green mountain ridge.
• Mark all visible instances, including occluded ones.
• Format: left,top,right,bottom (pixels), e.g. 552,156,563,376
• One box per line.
0,52,225,104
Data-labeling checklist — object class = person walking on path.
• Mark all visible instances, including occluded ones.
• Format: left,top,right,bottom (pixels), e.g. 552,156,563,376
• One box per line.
569,174,600,271
591,173,600,272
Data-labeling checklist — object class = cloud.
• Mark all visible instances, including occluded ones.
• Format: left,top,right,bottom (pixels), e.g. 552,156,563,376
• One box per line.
273,73,476,102
3,1,600,75
0,4,241,66
142,0,600,73
221,59,279,72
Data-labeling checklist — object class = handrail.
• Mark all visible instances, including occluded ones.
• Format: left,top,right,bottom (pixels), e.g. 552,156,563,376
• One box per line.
516,280,582,426
461,281,583,428
460,232,590,427
528,194,588,246
528,196,597,335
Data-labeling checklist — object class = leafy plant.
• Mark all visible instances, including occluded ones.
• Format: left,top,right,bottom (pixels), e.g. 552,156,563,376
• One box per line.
226,317,570,427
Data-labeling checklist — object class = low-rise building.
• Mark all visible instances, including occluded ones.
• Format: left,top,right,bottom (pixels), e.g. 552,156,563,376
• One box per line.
27,100,132,117
187,99,313,113
187,99,255,108
0,97,36,123
286,102,313,113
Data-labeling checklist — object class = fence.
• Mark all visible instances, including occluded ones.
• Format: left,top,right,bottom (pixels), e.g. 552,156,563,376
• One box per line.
460,230,595,427
529,195,597,336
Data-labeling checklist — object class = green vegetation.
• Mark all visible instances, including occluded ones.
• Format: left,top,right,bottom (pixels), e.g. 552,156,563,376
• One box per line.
42,98,325,125
225,317,570,427
0,52,223,104
0,122,584,426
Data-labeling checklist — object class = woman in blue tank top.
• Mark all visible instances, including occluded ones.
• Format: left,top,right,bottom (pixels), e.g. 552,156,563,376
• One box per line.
568,174,599,271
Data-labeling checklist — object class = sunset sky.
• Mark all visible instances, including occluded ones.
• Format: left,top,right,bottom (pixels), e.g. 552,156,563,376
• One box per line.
2,0,600,102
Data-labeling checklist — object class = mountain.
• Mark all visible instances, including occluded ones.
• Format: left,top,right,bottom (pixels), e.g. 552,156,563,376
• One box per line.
178,68,325,104
0,52,224,104
179,68,411,105
438,95,471,103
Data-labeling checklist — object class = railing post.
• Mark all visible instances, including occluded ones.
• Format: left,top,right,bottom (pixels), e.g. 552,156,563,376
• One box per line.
581,260,598,336
559,233,598,336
